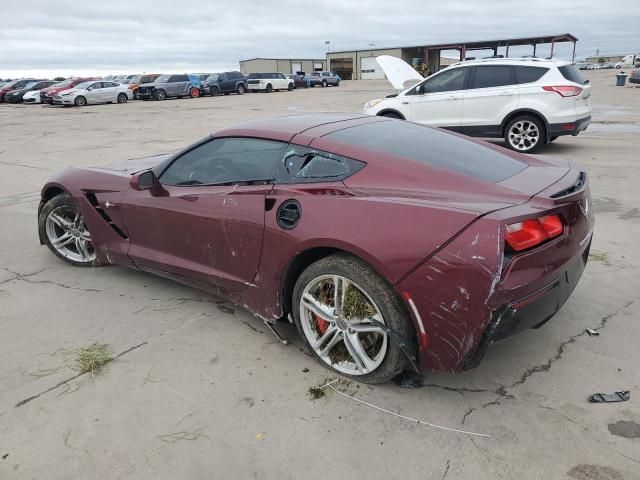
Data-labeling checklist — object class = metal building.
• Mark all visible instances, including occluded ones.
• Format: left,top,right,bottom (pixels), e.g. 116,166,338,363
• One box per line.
239,58,326,76
326,33,578,80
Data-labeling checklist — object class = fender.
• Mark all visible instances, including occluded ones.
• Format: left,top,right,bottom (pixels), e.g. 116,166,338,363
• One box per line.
376,108,406,120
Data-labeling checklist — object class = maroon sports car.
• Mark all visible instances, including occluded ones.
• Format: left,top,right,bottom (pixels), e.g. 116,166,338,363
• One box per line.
37,113,594,383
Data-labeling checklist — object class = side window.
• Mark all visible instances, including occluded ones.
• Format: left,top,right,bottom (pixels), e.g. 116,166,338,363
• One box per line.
90,82,103,89
219,74,227,81
279,146,365,183
515,66,549,84
278,73,286,79
420,67,468,93
160,138,287,186
470,66,515,89
104,82,117,88
232,72,242,80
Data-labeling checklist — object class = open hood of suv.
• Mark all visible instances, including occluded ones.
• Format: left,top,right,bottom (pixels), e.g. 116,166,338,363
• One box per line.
376,55,424,89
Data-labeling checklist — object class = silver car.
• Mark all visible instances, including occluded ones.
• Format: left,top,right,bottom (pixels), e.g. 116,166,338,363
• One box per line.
52,81,131,106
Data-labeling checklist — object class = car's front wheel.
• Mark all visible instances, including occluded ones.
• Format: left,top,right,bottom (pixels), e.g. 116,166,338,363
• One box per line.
38,193,97,267
237,84,245,95
117,93,128,104
292,253,412,384
322,80,328,87
265,84,272,93
74,96,87,106
154,89,166,101
504,115,545,153
287,83,293,91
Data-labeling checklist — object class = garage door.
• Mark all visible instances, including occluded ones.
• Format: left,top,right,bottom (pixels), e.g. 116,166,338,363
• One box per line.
360,57,385,80
292,62,302,74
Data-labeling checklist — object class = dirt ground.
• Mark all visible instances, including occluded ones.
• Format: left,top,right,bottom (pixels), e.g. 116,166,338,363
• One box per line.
1,70,639,480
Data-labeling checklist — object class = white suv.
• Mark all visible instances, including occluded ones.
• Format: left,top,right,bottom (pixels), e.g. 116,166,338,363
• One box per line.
363,58,591,153
247,73,294,92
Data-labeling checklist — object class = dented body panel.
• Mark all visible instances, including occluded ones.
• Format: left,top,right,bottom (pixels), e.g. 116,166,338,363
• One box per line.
39,114,593,374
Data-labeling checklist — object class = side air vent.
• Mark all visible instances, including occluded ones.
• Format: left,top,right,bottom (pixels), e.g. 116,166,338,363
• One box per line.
85,193,128,239
276,200,301,230
551,172,586,200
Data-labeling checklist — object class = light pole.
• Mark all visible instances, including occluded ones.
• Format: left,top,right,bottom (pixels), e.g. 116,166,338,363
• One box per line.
325,40,330,53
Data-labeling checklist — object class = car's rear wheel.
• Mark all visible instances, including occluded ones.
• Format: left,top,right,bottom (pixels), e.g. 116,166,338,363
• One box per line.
504,115,545,153
292,253,412,384
133,89,139,100
39,193,97,267
154,89,166,101
74,96,87,106
265,84,272,93
322,80,328,87
287,83,293,91
237,84,245,95
190,87,200,98
117,93,128,104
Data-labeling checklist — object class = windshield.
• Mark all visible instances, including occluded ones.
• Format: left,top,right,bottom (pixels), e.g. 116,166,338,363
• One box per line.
155,75,170,83
23,81,38,89
140,75,156,83
73,81,93,90
559,65,588,85
205,74,219,81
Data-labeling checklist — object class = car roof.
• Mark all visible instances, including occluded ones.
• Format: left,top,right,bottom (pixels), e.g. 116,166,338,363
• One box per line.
449,57,572,68
212,113,375,142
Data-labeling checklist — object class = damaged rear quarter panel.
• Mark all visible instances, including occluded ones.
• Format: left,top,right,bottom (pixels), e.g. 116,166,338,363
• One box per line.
397,218,504,372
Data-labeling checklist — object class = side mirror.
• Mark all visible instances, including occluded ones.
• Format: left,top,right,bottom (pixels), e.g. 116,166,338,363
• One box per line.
130,170,158,191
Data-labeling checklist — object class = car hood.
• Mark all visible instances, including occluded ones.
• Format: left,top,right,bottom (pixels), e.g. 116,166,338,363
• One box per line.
96,153,173,175
376,55,424,89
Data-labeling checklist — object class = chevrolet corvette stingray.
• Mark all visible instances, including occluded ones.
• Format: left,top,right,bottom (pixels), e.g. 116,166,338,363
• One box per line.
37,114,594,383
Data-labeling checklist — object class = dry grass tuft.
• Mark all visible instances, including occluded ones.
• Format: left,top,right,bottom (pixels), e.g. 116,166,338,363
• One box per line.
75,343,113,376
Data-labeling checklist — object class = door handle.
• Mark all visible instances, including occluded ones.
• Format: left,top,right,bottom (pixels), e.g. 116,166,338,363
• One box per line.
401,101,409,105
498,91,511,96
446,96,459,100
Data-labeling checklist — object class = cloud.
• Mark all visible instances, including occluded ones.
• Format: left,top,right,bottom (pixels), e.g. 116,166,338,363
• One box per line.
1,0,638,77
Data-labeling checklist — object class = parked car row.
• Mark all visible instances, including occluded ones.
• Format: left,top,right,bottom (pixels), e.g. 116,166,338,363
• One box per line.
0,70,342,106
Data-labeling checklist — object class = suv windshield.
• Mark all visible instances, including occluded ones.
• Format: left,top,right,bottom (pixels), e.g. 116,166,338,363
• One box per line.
558,65,588,85
73,81,92,90
205,74,219,81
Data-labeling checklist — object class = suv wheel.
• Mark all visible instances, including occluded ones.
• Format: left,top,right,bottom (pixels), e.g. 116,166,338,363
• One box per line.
504,115,545,153
210,87,219,97
237,84,245,95
287,83,293,91
190,87,200,98
322,80,328,87
74,96,87,106
154,89,166,101
265,84,272,93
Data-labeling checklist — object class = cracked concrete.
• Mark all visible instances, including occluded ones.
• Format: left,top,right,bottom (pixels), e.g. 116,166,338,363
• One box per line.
1,71,639,480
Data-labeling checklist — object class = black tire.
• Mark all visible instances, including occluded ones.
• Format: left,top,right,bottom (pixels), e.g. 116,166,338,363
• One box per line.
336,80,340,87
74,96,87,106
133,90,139,100
287,83,293,91
211,87,219,97
38,193,99,268
266,84,273,93
549,136,559,143
292,253,412,384
380,112,402,119
224,92,230,96
504,114,545,153
322,80,327,87
237,84,245,95
117,93,128,104
154,89,166,101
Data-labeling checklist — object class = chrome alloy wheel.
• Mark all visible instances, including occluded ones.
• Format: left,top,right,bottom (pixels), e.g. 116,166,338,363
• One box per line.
508,120,540,151
45,205,95,263
299,275,388,375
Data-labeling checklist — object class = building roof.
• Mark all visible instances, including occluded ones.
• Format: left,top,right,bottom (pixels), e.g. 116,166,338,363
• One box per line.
328,33,578,54
240,58,325,63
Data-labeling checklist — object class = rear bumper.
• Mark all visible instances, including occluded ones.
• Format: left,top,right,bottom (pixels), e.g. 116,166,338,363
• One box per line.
629,77,640,84
549,115,591,137
464,236,591,369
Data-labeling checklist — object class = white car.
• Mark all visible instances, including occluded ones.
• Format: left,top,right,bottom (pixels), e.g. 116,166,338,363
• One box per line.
363,57,592,153
615,54,640,69
246,73,294,92
23,89,45,104
52,80,132,106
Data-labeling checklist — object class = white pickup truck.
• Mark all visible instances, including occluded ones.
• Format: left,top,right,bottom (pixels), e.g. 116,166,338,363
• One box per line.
247,73,294,92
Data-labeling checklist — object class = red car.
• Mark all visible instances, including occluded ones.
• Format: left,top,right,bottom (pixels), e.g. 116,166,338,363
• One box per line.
37,114,594,383
39,77,98,104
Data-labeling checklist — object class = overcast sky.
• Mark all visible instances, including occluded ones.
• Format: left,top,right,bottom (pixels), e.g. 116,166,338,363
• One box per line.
1,0,638,78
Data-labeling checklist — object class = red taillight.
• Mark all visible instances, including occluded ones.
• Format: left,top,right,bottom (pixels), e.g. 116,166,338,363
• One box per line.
542,85,583,97
505,215,564,251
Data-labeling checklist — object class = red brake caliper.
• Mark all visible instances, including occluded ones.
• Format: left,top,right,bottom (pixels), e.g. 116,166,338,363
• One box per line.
314,314,329,335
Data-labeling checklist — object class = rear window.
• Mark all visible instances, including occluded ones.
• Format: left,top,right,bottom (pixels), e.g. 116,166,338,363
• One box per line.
515,66,549,84
325,121,527,183
558,65,588,85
